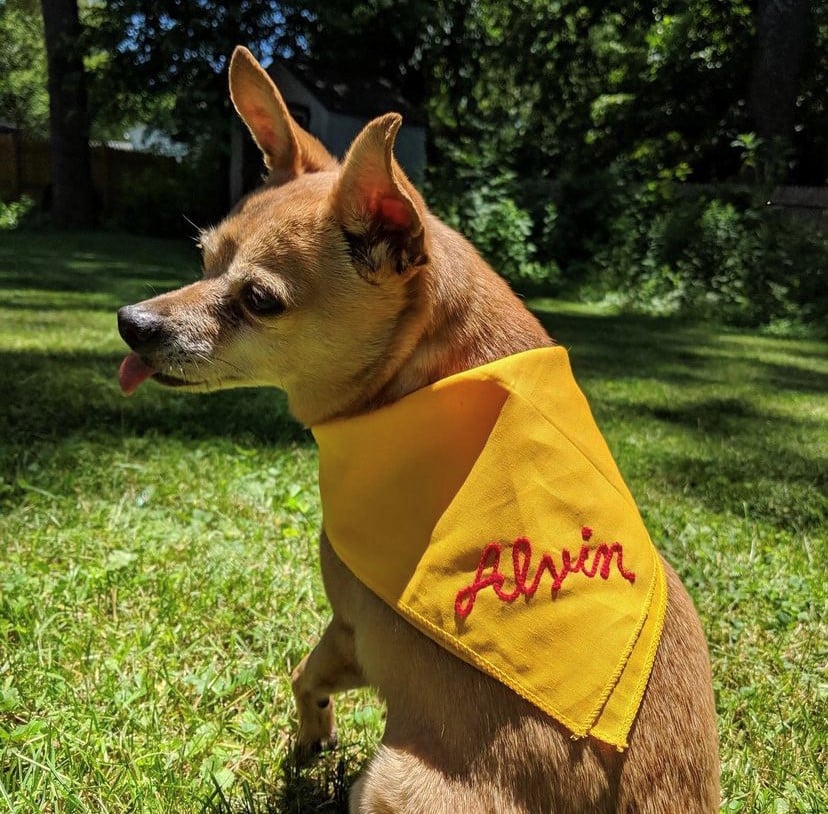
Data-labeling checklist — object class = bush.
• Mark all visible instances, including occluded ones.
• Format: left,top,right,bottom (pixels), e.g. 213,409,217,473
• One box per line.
110,166,198,238
430,176,560,291
0,195,36,230
109,144,226,238
557,171,828,328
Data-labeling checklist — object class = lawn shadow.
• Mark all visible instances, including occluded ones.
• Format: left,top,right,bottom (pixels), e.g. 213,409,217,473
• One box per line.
649,451,827,534
0,347,316,513
0,230,200,310
0,231,310,451
759,360,828,394
273,755,352,814
533,306,828,532
648,397,754,431
620,392,826,532
0,349,307,447
535,308,721,387
0,295,172,313
0,349,315,519
202,752,356,814
3,257,825,530
536,306,828,395
638,396,825,436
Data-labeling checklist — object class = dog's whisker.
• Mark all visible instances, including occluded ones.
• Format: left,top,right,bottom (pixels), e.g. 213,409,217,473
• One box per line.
212,356,246,376
190,350,247,378
182,214,203,238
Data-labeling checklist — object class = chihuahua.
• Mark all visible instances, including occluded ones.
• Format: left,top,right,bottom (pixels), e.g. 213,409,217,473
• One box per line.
118,46,719,814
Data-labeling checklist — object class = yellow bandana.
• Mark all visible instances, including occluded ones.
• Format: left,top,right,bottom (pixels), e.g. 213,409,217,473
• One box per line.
312,347,666,748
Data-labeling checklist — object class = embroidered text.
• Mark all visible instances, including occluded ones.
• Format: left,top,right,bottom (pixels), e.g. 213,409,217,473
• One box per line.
454,528,636,618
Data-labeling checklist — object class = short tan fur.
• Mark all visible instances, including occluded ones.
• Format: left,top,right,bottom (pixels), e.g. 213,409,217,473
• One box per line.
117,46,719,814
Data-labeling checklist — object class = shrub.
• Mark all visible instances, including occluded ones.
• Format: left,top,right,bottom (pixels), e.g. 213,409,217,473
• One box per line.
110,167,195,238
567,173,828,328
0,195,36,230
109,145,226,238
430,176,560,291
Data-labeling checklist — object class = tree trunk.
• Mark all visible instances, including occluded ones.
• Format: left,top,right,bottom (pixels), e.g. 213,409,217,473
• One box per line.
40,0,96,227
749,0,810,182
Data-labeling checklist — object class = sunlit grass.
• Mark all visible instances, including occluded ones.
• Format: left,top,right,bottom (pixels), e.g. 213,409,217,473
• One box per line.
1,231,825,812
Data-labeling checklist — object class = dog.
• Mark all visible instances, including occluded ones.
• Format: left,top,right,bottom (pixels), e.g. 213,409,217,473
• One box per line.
117,46,719,813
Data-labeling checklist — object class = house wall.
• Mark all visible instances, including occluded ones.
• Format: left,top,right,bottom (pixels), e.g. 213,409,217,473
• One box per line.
268,64,332,142
263,64,427,186
322,112,426,185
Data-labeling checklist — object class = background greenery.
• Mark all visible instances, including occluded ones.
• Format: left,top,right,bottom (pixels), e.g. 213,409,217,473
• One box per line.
0,231,825,812
2,0,827,328
1,2,826,808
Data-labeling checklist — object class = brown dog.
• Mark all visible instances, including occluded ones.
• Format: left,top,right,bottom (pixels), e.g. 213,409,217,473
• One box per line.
117,46,719,813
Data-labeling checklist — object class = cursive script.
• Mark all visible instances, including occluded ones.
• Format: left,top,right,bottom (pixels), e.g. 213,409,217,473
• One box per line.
454,527,636,618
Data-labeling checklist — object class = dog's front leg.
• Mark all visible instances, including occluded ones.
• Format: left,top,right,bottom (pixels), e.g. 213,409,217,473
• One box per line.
292,614,365,760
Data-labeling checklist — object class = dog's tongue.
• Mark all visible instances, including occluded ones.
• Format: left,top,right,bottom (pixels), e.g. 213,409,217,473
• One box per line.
119,352,155,395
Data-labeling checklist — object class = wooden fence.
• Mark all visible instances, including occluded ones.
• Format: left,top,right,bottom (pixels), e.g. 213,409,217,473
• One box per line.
672,182,828,225
765,185,828,223
0,132,179,214
2,133,825,226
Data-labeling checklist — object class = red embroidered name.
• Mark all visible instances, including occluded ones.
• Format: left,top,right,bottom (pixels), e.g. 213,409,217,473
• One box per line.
454,526,636,618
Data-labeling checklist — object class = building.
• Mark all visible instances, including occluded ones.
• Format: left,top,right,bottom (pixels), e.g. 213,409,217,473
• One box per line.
230,61,427,201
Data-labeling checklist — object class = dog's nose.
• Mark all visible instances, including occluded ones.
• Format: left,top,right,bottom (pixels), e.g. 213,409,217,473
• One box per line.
117,304,166,353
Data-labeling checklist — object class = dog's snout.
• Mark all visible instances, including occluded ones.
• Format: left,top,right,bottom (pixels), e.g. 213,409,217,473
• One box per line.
117,304,166,353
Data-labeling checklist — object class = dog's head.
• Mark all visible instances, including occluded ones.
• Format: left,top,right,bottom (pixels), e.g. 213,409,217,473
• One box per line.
118,46,433,425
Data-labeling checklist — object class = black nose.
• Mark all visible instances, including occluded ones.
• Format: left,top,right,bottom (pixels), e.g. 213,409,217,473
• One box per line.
117,304,166,353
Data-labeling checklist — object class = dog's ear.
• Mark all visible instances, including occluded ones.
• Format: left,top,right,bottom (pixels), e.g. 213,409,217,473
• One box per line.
332,113,427,274
229,46,336,184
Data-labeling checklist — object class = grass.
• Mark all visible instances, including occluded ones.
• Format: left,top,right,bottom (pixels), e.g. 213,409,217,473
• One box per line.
0,229,825,813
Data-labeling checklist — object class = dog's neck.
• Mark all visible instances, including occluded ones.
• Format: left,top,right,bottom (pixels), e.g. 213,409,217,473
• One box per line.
346,219,553,418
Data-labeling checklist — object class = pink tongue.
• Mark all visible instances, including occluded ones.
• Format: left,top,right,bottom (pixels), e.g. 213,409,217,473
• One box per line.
119,352,155,395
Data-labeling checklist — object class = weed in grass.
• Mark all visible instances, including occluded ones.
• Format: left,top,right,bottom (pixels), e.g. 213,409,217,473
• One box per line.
0,237,826,812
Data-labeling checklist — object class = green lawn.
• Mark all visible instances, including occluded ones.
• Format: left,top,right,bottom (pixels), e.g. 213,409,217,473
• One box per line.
0,230,825,813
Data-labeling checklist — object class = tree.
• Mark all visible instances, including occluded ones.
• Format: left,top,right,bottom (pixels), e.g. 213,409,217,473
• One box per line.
0,0,49,134
40,0,96,227
75,0,826,231
749,0,811,182
305,0,440,108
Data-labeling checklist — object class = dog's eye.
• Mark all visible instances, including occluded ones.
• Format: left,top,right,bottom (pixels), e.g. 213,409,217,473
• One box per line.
243,285,285,317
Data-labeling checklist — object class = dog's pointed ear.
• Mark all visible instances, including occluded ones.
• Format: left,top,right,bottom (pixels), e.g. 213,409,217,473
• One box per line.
332,113,427,273
229,46,336,185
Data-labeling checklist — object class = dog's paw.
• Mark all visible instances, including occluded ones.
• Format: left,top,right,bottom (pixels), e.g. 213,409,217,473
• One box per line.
293,728,339,766
294,697,338,765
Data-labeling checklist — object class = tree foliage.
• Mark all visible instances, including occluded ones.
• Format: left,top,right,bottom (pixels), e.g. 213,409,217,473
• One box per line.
88,2,311,142
73,1,826,191
294,2,826,330
427,1,821,185
0,0,49,133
